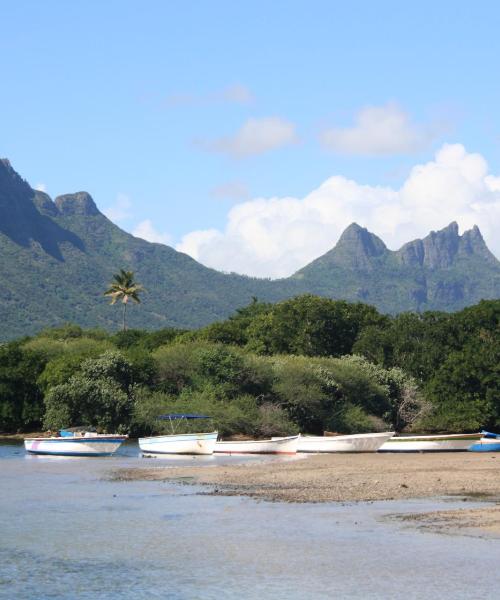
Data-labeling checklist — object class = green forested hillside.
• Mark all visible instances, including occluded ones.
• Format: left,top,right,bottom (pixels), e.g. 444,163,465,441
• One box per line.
0,159,289,338
1,158,500,339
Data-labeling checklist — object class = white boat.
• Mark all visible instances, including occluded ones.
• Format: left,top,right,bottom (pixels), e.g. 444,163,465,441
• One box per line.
378,432,482,452
138,413,218,455
24,431,128,456
215,435,299,455
297,432,394,453
139,431,218,455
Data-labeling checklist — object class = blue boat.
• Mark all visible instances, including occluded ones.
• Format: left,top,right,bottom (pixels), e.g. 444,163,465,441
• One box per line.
468,431,500,452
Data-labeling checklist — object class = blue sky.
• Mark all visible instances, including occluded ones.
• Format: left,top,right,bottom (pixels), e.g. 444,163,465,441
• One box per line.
2,1,500,276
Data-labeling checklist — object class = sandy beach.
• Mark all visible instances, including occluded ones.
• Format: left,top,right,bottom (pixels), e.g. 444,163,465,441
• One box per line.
112,452,500,536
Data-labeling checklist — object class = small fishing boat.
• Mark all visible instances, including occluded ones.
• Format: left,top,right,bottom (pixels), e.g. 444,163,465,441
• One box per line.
139,414,218,455
469,431,500,452
24,430,128,456
378,432,482,452
215,435,299,455
297,431,394,453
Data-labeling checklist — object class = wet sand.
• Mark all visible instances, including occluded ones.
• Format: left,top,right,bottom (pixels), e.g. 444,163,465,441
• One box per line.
112,451,500,502
112,452,500,536
387,505,500,537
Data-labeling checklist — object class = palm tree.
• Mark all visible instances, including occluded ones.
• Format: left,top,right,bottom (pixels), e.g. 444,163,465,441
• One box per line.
104,269,145,331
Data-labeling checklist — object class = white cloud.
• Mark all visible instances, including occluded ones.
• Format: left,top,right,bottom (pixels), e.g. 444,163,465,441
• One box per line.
321,103,438,156
166,84,254,107
35,183,47,192
103,194,132,223
201,116,297,158
210,181,250,201
133,219,172,245
219,84,254,105
176,143,500,278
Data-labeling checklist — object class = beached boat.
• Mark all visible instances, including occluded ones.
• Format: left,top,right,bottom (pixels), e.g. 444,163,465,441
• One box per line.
297,432,394,453
378,432,482,452
24,431,128,456
139,431,218,455
139,414,218,455
215,435,299,455
469,431,500,452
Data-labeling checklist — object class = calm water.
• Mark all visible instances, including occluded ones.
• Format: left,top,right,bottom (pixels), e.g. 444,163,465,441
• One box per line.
1,441,499,600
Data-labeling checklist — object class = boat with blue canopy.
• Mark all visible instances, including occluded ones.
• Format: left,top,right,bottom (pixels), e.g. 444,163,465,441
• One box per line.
138,414,218,455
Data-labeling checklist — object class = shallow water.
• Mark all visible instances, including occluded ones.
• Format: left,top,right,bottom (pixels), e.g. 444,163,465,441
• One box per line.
1,442,499,599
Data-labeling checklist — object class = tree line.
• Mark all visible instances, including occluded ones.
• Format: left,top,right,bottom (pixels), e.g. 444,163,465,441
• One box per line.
0,294,498,436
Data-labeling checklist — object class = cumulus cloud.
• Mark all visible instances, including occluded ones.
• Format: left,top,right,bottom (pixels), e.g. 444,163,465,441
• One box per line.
177,143,500,278
201,116,297,158
321,103,439,156
166,84,254,107
133,219,172,245
103,194,133,223
210,181,250,201
35,183,47,192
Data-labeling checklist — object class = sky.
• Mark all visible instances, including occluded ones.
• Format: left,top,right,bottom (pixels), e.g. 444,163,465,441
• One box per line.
2,0,500,277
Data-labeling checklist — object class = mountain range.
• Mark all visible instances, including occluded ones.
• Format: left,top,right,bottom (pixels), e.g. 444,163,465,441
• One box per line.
1,158,500,340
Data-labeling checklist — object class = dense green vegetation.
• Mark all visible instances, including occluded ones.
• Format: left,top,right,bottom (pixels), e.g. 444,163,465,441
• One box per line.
1,295,498,437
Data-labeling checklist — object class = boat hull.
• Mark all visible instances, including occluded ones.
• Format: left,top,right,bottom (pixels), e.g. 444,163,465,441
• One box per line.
378,433,481,452
297,432,394,453
215,435,299,455
469,434,500,452
139,431,218,455
24,436,127,456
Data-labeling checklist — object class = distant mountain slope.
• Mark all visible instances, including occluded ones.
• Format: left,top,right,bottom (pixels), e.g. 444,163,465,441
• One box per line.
1,159,500,339
293,222,500,313
0,159,289,338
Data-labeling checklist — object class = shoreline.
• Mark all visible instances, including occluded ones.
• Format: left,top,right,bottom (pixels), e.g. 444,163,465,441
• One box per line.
111,452,500,536
0,432,48,441
111,452,500,503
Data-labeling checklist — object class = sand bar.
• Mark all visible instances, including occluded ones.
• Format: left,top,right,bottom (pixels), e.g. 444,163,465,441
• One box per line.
112,452,500,503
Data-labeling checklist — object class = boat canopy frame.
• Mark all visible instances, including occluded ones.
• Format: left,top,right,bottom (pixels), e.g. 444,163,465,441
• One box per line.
156,413,213,433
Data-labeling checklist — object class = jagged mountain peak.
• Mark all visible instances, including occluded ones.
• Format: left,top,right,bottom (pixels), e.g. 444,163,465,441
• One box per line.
33,190,59,217
298,222,388,273
397,222,492,269
336,223,387,256
55,192,99,216
461,224,486,247
0,157,33,202
459,224,497,263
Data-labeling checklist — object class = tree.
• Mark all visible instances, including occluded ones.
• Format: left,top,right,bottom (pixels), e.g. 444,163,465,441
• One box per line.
246,295,383,357
0,343,46,431
43,351,136,432
422,330,500,432
104,269,145,331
